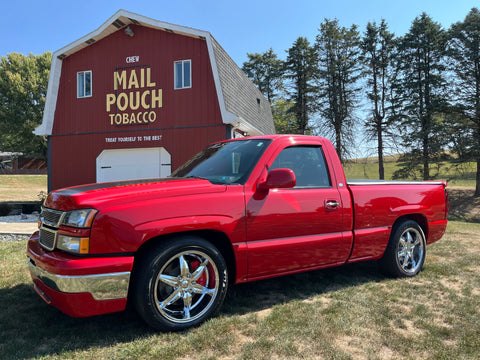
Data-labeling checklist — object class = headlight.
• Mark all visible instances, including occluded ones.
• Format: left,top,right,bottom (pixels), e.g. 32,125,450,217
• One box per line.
61,209,97,228
57,235,89,254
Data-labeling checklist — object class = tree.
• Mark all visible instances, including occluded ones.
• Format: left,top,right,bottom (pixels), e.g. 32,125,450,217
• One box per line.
284,37,318,134
242,48,284,103
448,8,480,196
0,52,51,157
271,98,298,134
393,13,448,180
315,19,362,162
361,20,395,179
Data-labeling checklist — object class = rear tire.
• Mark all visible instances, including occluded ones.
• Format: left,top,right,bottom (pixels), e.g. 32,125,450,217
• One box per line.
132,236,228,331
379,220,426,277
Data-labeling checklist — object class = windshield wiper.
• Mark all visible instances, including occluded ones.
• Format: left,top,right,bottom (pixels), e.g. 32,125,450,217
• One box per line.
185,175,209,180
184,175,225,185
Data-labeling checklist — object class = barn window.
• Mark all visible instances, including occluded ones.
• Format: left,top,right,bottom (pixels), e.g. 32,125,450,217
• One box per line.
77,71,92,98
174,60,191,89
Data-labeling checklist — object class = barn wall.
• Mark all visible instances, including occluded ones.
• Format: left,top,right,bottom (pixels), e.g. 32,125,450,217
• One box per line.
50,24,226,190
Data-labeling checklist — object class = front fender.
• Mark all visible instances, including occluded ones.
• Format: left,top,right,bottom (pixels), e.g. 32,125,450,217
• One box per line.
134,215,248,284
134,215,238,244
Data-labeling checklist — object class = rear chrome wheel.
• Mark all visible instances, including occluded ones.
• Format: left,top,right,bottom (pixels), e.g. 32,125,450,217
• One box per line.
133,236,228,331
379,220,426,277
395,227,425,275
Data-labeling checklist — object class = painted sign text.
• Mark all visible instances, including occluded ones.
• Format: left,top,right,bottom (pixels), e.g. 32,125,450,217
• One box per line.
106,67,163,126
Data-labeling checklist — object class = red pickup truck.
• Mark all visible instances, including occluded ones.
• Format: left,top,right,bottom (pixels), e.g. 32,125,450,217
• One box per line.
27,135,448,331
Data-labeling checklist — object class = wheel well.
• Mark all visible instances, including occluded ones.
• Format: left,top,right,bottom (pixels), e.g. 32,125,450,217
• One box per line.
132,230,237,283
392,214,428,239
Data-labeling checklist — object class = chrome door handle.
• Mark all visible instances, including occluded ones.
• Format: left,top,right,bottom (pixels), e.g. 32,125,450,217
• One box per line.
325,201,340,210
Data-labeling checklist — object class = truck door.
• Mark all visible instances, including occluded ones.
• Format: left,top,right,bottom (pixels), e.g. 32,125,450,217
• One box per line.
245,145,346,279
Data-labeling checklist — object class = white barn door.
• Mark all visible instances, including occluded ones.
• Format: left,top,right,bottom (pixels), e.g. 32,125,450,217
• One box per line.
96,147,171,183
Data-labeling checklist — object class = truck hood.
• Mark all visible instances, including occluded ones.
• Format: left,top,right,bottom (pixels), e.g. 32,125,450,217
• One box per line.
43,177,227,211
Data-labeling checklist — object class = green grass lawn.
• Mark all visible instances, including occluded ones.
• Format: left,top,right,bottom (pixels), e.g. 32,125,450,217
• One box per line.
0,175,47,202
1,221,479,359
344,158,477,187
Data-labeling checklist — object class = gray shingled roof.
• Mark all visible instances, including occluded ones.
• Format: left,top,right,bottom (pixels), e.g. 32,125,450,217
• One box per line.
212,38,275,135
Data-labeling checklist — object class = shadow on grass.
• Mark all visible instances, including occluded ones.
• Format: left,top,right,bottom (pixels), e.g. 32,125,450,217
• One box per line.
0,261,384,359
222,260,384,316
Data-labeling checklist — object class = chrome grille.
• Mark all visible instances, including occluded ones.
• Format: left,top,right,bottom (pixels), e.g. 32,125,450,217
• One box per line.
39,207,64,251
39,227,57,251
40,208,64,227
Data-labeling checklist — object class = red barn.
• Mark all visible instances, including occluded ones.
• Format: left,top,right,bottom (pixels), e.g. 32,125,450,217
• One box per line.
35,10,274,191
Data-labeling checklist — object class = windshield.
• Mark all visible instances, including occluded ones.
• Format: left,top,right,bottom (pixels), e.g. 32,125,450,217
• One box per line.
171,139,271,185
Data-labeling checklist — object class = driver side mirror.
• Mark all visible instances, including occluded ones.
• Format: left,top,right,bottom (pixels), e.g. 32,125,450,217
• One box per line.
257,168,296,192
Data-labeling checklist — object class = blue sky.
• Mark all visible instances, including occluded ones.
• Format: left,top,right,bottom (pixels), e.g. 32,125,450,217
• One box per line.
1,0,478,66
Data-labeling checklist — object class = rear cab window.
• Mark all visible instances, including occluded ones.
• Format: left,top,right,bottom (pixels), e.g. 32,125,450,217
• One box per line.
270,146,331,188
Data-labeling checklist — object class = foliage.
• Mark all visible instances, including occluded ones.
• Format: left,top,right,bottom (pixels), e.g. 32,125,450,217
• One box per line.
0,52,51,157
242,48,284,103
447,8,480,196
241,8,479,192
360,20,396,179
315,19,362,162
284,37,318,134
393,13,449,180
271,98,298,134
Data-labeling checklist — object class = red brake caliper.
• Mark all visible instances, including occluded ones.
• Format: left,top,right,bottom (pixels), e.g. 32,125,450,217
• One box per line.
190,261,207,286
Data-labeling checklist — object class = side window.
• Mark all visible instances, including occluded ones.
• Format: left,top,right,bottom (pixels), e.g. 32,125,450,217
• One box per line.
270,146,331,188
174,60,192,89
77,71,92,98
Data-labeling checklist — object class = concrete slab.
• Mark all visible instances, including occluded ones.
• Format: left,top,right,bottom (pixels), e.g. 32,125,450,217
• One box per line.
0,222,38,235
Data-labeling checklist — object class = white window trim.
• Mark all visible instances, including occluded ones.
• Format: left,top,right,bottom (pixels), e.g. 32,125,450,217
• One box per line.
174,60,192,90
77,70,92,98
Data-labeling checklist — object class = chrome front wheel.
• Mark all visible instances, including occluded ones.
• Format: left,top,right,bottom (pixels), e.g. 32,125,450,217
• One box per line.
133,236,228,331
154,250,220,324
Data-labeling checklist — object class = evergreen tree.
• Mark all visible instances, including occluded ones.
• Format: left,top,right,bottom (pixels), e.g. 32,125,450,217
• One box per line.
361,20,395,179
271,98,298,134
394,13,448,180
0,52,51,157
284,37,317,134
316,19,362,162
448,8,480,196
242,48,284,103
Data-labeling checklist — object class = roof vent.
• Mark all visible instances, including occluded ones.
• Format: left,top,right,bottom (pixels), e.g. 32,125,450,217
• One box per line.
112,19,126,29
85,38,96,45
128,18,140,25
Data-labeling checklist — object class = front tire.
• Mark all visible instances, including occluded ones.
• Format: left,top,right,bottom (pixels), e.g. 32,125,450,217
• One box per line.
133,236,228,331
379,220,426,277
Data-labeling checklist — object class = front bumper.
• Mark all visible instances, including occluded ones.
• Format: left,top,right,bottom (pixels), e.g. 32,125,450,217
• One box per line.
27,232,134,317
27,257,131,300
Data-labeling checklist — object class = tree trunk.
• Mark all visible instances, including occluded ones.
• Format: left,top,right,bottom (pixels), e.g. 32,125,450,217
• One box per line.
423,126,430,180
475,157,480,197
423,154,430,180
336,128,343,163
377,119,384,180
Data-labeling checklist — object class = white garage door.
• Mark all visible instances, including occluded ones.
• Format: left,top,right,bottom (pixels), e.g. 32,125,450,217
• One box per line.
96,147,171,183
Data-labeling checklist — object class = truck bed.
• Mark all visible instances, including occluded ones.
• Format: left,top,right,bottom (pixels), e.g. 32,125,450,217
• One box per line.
346,179,448,262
